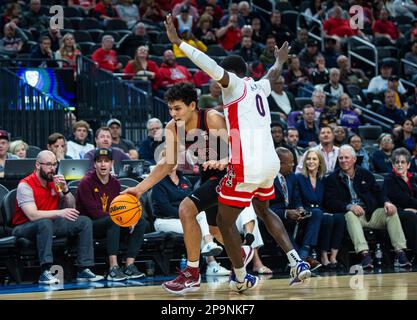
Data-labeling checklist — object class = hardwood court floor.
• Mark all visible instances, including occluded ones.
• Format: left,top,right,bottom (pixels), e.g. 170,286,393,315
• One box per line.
1,271,417,300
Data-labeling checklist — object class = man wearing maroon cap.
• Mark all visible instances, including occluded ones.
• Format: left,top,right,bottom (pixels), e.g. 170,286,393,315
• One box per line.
0,129,18,178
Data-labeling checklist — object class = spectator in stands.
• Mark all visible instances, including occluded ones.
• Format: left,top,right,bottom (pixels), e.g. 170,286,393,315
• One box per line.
297,148,346,271
310,54,330,85
198,80,223,110
173,0,199,22
260,35,277,69
76,147,147,281
337,55,369,89
194,13,217,46
322,36,341,68
124,45,159,91
68,0,96,14
106,118,137,159
271,122,285,149
66,120,95,160
30,36,58,68
297,126,340,174
151,165,229,276
216,14,242,52
393,118,417,153
9,139,28,159
1,3,23,29
235,25,263,51
380,75,408,110
84,127,130,172
92,35,122,73
193,70,211,88
173,29,207,58
237,1,264,27
323,68,347,100
93,0,120,26
157,49,194,90
404,40,417,82
174,5,195,34
336,95,362,133
372,8,403,45
21,0,48,35
138,118,164,164
296,105,319,148
138,0,165,23
265,10,294,45
323,5,366,42
233,36,259,63
251,17,266,45
372,133,394,174
303,0,327,27
333,126,347,147
55,33,81,69
391,0,417,18
0,130,18,178
384,147,417,261
311,89,328,122
118,22,152,58
377,89,406,126
289,28,308,55
47,133,72,162
64,111,77,140
367,61,406,96
284,128,305,167
299,39,320,71
116,0,139,29
348,134,370,170
44,26,61,52
270,148,322,267
12,150,104,284
0,22,26,57
219,3,244,28
267,76,298,123
324,144,411,269
284,55,312,97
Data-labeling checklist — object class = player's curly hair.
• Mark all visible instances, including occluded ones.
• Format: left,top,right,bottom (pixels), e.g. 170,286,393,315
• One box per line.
164,82,198,106
220,55,247,77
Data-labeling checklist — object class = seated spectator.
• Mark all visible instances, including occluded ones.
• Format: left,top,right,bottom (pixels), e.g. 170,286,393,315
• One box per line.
310,54,330,85
348,134,370,170
9,139,28,159
138,118,164,164
284,55,313,97
270,148,322,266
194,13,218,46
68,0,96,14
367,61,406,96
234,25,263,52
174,5,195,34
372,8,403,45
260,35,277,69
233,36,260,63
311,89,328,121
372,133,394,174
299,39,320,71
151,166,229,276
138,0,165,23
271,122,286,149
303,0,326,27
289,28,308,56
284,128,305,168
251,17,266,45
84,127,130,173
297,148,346,271
384,147,417,261
116,0,139,29
47,133,72,162
216,14,242,52
173,29,207,58
106,118,136,158
12,150,104,284
92,35,122,73
76,148,147,281
54,33,81,70
377,89,406,125
336,94,361,131
333,126,347,147
267,76,298,123
0,22,26,57
123,46,159,91
118,23,152,58
93,0,120,26
43,26,61,52
404,40,417,82
198,80,223,110
157,49,194,90
172,0,199,22
238,1,264,28
265,10,294,45
324,145,411,269
21,0,48,35
296,105,319,148
323,68,347,100
297,126,340,174
219,3,244,28
0,130,18,178
393,119,417,153
391,0,417,18
30,36,58,68
1,3,23,29
378,75,408,110
323,6,366,42
337,55,369,89
66,120,95,160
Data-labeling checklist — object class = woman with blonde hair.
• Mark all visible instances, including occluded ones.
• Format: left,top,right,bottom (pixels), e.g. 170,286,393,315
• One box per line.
296,148,346,271
9,140,28,159
55,33,81,69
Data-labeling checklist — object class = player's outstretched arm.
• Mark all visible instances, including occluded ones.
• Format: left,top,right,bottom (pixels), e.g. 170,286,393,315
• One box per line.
265,41,290,85
164,14,230,87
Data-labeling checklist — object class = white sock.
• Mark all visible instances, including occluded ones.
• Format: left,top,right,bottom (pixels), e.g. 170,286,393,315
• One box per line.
287,249,302,267
187,260,199,268
234,267,246,282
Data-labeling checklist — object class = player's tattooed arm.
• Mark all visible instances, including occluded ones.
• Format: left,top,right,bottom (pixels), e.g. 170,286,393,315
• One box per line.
265,41,290,84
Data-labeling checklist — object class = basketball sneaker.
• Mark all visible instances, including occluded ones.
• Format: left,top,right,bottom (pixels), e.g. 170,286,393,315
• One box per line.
206,262,230,276
162,266,201,295
76,268,104,282
201,242,223,257
290,260,311,285
107,266,127,281
242,245,254,268
229,272,259,293
124,264,146,279
39,270,60,285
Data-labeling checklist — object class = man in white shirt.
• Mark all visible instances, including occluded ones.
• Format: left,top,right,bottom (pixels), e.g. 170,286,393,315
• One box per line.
267,76,298,122
66,120,94,159
367,61,406,95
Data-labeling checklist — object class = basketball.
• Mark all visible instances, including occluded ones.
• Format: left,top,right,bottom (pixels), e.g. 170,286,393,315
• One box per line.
109,194,142,227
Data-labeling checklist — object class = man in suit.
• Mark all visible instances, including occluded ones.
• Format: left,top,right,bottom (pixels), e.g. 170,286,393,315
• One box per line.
324,144,411,269
269,147,322,268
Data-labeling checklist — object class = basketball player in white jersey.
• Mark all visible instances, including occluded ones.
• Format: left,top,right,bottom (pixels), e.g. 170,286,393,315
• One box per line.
164,14,311,292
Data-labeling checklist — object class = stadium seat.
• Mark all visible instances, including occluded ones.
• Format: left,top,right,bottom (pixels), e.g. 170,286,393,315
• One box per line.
0,184,9,207
78,42,96,55
63,6,83,18
106,19,128,31
79,18,103,30
358,125,382,142
74,30,94,43
26,145,42,158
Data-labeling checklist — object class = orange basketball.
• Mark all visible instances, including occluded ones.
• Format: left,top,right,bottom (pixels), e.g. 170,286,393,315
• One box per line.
109,194,142,227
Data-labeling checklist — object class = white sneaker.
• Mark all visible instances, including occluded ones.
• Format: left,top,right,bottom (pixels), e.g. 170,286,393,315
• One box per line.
206,263,231,276
201,242,223,257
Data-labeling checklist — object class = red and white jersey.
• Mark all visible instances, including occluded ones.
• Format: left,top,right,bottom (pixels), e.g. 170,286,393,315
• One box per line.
221,73,280,184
